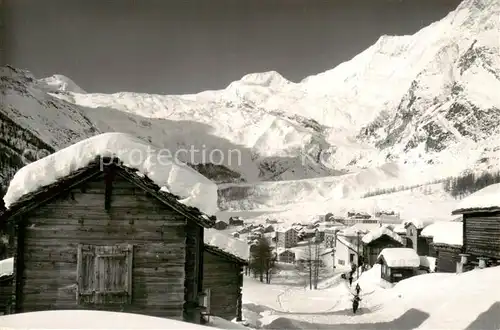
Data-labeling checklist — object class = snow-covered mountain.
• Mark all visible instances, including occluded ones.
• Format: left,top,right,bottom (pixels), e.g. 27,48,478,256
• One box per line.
1,0,499,216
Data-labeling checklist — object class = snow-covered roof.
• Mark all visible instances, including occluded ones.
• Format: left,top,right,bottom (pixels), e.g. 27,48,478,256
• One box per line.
452,183,500,214
2,133,219,216
276,247,294,255
204,228,249,262
377,248,420,268
362,225,404,245
0,257,14,277
419,256,437,271
421,221,463,246
392,224,406,234
275,225,295,233
336,235,359,252
402,219,426,229
340,223,380,236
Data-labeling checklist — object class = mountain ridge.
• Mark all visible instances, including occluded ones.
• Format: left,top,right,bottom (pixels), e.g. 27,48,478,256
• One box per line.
1,0,500,216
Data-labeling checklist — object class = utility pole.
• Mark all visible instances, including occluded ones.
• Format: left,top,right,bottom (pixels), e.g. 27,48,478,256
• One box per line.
332,230,338,272
356,230,360,279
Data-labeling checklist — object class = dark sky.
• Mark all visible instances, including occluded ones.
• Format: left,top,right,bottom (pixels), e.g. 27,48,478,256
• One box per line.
4,0,462,94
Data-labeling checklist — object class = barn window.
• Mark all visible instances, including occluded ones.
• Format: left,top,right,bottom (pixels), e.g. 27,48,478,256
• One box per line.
77,244,133,305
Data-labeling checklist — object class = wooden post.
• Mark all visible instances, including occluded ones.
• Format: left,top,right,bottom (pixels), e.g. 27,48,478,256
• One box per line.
356,231,360,279
236,268,243,321
478,257,488,269
332,230,337,271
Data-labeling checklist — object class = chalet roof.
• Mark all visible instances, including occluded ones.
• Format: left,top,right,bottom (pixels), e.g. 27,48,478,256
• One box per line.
276,248,294,255
420,221,463,247
336,235,359,254
0,157,215,229
204,244,248,265
452,183,500,214
377,248,420,268
3,133,218,216
362,225,404,245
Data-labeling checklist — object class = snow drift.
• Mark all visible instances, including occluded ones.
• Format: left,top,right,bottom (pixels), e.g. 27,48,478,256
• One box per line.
0,310,216,329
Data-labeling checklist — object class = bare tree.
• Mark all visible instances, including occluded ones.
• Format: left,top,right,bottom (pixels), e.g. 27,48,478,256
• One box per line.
249,237,275,284
299,239,322,290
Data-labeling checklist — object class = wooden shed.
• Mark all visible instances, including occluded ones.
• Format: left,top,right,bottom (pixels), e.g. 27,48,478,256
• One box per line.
377,248,420,283
362,226,404,266
452,184,500,268
420,221,463,272
214,220,228,230
276,249,295,263
0,156,216,324
433,243,462,273
202,242,247,321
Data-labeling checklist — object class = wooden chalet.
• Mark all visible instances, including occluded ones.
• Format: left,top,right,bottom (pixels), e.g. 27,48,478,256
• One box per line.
203,243,247,322
433,243,462,273
213,220,228,230
228,217,244,226
276,249,295,263
452,185,500,270
0,156,216,324
362,228,404,267
420,221,463,273
401,220,432,256
377,248,420,283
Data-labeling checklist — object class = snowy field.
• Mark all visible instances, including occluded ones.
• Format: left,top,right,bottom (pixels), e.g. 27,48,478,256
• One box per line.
241,265,500,330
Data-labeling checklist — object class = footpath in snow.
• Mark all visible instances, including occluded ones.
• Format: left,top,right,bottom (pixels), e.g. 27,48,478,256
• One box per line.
242,264,500,330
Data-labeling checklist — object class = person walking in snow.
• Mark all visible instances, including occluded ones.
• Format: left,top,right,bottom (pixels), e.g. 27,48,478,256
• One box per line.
348,274,353,286
352,295,362,314
355,283,361,295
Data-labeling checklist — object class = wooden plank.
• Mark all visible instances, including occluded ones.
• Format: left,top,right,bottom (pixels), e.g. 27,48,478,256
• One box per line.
28,217,186,227
126,244,133,304
24,228,184,242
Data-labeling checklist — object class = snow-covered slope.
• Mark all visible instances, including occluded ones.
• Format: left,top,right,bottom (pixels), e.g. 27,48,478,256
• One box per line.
252,265,500,329
1,0,500,219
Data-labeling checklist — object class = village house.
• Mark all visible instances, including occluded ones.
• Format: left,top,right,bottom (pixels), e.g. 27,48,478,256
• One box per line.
332,223,379,269
265,218,278,224
377,248,420,283
342,212,379,226
374,210,401,224
276,248,295,263
319,248,335,270
0,133,220,324
263,224,274,233
213,220,228,230
402,220,433,256
202,229,248,322
275,227,298,249
362,226,404,266
451,184,500,270
315,227,326,243
420,221,463,272
323,228,338,249
333,234,361,269
229,217,244,226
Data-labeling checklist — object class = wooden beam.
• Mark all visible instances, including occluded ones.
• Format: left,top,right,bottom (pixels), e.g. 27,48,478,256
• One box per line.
104,165,115,211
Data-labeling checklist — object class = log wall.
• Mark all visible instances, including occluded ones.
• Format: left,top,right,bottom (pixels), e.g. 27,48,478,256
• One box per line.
464,213,500,259
203,251,242,321
15,171,191,319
